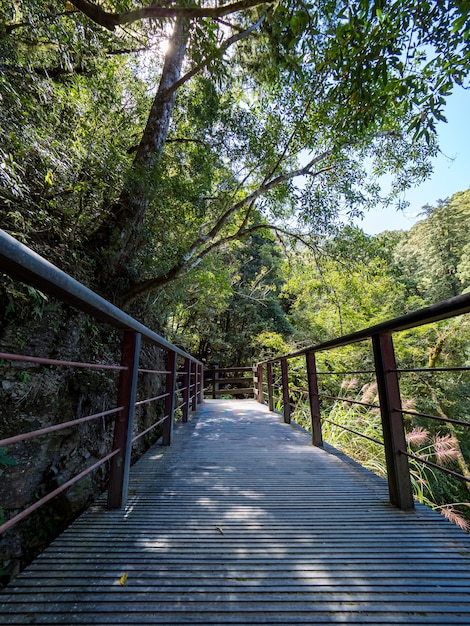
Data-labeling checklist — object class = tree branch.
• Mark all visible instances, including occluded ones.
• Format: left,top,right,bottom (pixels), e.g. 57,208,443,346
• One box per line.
71,0,273,31
261,96,313,185
166,15,265,97
199,224,320,260
121,146,337,305
201,149,333,244
122,223,320,306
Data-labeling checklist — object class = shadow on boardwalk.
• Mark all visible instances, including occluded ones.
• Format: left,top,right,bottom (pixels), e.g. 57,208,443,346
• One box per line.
1,399,470,624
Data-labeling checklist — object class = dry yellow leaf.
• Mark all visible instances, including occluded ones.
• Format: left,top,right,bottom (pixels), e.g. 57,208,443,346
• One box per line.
119,573,128,586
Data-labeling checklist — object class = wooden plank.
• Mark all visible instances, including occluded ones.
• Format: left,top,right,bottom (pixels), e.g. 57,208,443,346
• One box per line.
1,399,470,625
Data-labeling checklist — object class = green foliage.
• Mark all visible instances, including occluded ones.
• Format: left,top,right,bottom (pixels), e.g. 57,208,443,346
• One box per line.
2,0,469,304
394,189,470,302
0,1,150,263
157,231,293,365
280,226,410,341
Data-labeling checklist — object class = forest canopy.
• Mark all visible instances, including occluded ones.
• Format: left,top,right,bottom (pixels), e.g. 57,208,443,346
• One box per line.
1,0,469,309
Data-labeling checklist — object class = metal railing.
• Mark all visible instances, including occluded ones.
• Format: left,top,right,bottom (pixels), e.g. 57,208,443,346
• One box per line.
255,292,470,511
204,366,254,398
0,230,203,534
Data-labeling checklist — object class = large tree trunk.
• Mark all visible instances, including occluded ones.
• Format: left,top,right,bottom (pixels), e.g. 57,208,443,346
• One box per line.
89,17,190,283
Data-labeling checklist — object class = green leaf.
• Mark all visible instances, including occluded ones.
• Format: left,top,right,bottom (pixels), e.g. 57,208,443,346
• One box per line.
44,169,54,186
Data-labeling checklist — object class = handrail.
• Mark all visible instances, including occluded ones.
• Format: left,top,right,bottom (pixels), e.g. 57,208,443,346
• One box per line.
258,291,470,363
255,295,470,513
0,229,204,537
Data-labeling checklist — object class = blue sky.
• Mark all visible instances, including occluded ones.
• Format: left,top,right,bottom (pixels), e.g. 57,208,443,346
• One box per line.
354,85,470,235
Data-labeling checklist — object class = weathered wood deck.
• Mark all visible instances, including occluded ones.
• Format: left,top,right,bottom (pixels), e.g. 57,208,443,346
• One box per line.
1,399,470,624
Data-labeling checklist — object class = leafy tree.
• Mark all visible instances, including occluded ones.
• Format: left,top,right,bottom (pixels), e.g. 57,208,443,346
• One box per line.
0,1,149,272
2,0,469,305
281,226,410,341
160,231,292,365
394,189,470,303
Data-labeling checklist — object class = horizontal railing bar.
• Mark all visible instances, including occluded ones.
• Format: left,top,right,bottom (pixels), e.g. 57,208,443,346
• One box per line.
131,417,167,444
400,450,470,483
322,418,384,446
212,377,252,385
134,393,169,407
178,385,188,393
290,404,306,414
204,376,252,380
399,408,470,428
0,352,125,371
0,448,120,535
316,369,376,376
174,402,186,412
138,368,170,375
319,394,380,410
395,367,470,373
212,388,254,396
0,230,201,364
258,292,470,364
0,406,124,447
205,367,252,373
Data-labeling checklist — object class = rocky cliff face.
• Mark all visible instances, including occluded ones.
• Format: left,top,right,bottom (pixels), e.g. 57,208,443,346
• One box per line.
0,302,166,585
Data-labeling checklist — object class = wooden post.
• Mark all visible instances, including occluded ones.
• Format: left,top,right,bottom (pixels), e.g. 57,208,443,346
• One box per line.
281,357,291,424
191,360,197,411
197,363,203,403
372,333,414,510
107,331,141,509
257,363,264,404
306,351,323,447
252,365,258,400
182,357,190,423
266,362,274,412
213,365,219,399
162,350,177,446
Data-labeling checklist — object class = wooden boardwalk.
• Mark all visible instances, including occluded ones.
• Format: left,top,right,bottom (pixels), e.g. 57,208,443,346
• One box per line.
1,399,470,625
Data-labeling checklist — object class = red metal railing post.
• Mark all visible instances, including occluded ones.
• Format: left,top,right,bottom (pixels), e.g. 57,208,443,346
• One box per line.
162,350,177,446
212,365,219,399
306,351,323,447
191,360,197,411
107,330,141,509
372,333,414,510
182,357,190,423
281,357,291,424
197,362,203,403
257,363,264,404
266,362,274,411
